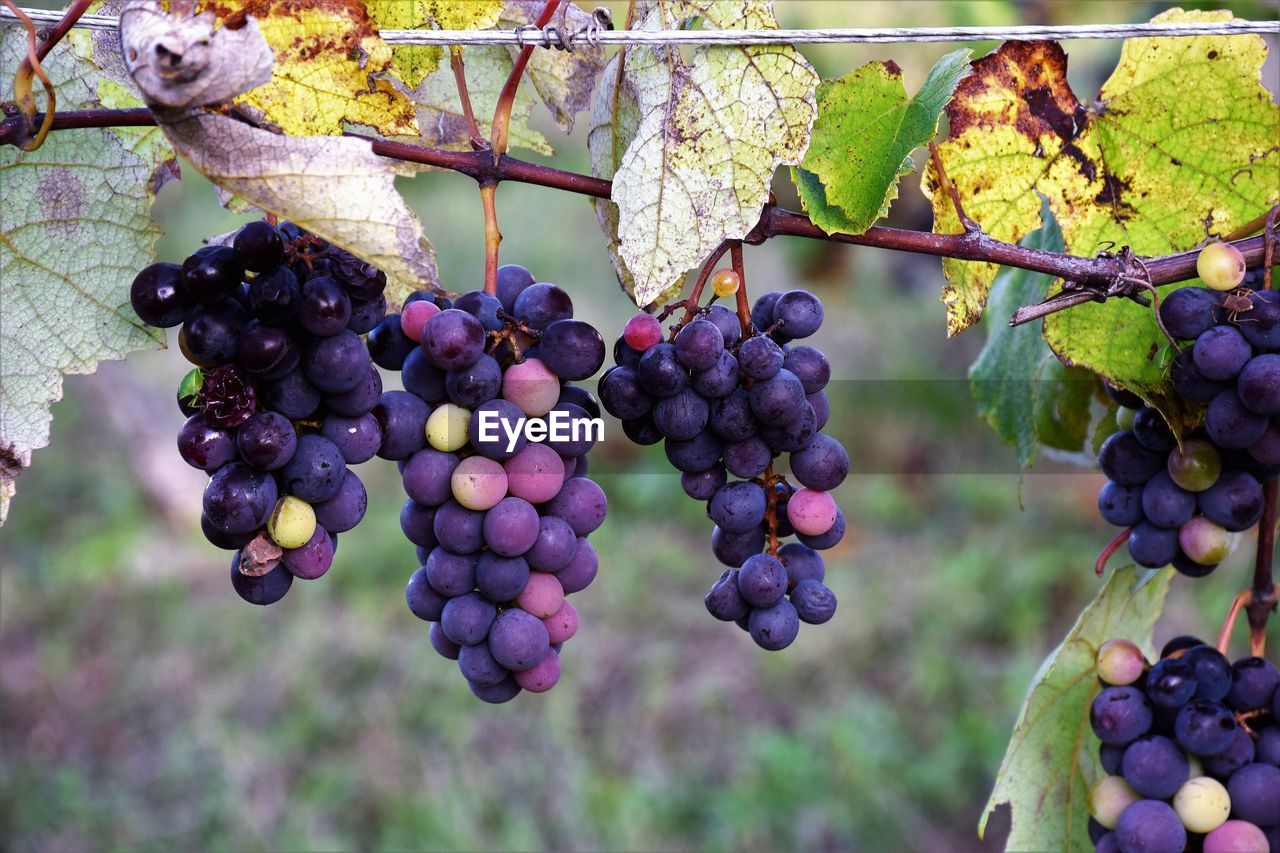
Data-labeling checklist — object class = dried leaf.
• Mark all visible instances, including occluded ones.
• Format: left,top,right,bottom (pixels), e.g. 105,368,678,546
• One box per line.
368,0,504,89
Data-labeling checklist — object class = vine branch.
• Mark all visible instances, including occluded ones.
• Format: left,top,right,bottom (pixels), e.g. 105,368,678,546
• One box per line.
1,107,1274,293
449,46,483,148
490,0,562,162
1245,478,1277,656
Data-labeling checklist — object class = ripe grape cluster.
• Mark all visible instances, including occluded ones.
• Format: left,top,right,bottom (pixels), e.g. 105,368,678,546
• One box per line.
1086,636,1279,853
600,282,844,651
381,265,608,703
1095,256,1278,575
130,221,387,604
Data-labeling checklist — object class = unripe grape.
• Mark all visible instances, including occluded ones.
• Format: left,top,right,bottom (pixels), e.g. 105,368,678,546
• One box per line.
1172,776,1231,834
517,572,565,619
1088,776,1140,829
711,268,741,298
503,442,565,504
450,455,508,510
400,299,440,341
1167,439,1222,492
1178,516,1233,565
1115,407,1137,430
623,314,663,351
1203,821,1268,853
426,403,472,451
513,647,560,692
1197,242,1246,291
268,496,317,549
502,358,561,416
1096,639,1146,686
787,488,838,537
543,600,579,644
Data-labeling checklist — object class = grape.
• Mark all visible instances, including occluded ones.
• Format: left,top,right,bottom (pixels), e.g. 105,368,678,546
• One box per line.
424,546,478,597
555,538,598,594
1121,734,1189,799
787,488,838,537
440,592,498,646
711,525,766,567
790,579,836,624
1167,439,1222,492
783,346,831,394
1147,658,1198,709
230,552,293,605
1204,727,1255,778
281,434,346,503
400,501,437,550
451,455,509,510
1199,470,1265,531
674,318,725,371
1237,289,1280,350
1227,657,1280,711
653,389,710,440
468,398,528,460
130,262,189,327
452,291,504,331
526,517,577,572
705,569,750,621
751,291,782,332
482,496,540,557
283,525,335,580
433,500,485,555
1237,355,1280,415
233,412,295,470
1172,350,1229,403
248,267,300,326
1140,472,1197,528
512,282,572,330
400,298,441,342
204,462,278,534
504,443,566,504
772,290,824,339
709,389,757,441
398,449,457,508
514,648,561,692
1101,747,1127,777
637,342,688,398
613,338,642,368
709,481,767,533
1159,286,1221,340
1206,390,1270,449
263,369,321,420
1097,639,1146,687
808,391,830,430
737,554,787,607
544,478,608,537
723,437,772,479
429,623,462,660
325,364,384,417
495,263,535,311
711,268,740,297
1131,408,1176,453
181,299,248,366
738,335,784,380
457,641,509,687
599,366,653,420
1098,482,1145,527
1248,423,1280,466
426,403,472,452
543,601,579,644
368,314,417,370
1178,516,1232,567
422,309,486,371
1171,776,1231,834
705,304,743,346
181,246,243,304
237,321,300,380
516,572,565,619
1185,646,1233,703
790,434,849,492
1226,764,1280,826
347,296,387,335
488,608,551,671
1099,431,1164,486
690,350,740,398
201,513,255,550
1091,686,1154,746
1114,800,1186,853
682,465,727,501
469,675,522,704
320,412,381,465
749,369,807,426
232,221,284,271
312,471,366,533
1197,241,1246,290
1203,821,1270,853
759,404,817,453
798,509,845,550
177,415,238,472
748,600,800,651
779,543,824,585
539,320,605,381
1194,325,1253,381
1089,776,1141,829
502,358,561,417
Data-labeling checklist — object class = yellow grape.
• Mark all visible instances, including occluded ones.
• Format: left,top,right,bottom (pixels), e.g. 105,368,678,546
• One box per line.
427,403,472,452
1196,242,1246,291
711,269,741,298
268,495,316,549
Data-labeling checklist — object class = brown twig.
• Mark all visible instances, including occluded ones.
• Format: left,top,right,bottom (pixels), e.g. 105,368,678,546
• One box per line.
674,240,732,330
490,0,562,162
1216,589,1252,656
1094,527,1132,577
730,242,751,337
1244,478,1277,656
1223,205,1279,242
479,182,501,296
449,46,485,149
1264,207,1277,291
762,463,781,559
929,141,979,234
3,0,54,150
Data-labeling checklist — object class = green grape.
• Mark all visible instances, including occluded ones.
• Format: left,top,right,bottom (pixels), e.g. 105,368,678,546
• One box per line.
427,403,472,452
1167,439,1222,492
1097,638,1146,686
1115,407,1137,431
1178,516,1233,566
1196,242,1246,291
1173,776,1231,834
268,495,317,549
1089,775,1140,829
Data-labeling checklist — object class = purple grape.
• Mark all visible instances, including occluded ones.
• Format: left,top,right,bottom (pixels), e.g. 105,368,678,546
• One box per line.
346,295,386,335
483,497,540,557
429,623,461,660
1238,354,1280,415
554,538,597,593
1199,470,1265,531
759,403,817,453
177,414,238,471
705,569,750,621
723,436,772,479
673,318,724,372
1090,686,1153,746
1140,472,1196,528
468,398,527,460
230,551,292,605
130,262,189,327
441,592,498,646
737,553,787,607
526,517,578,572
262,369,321,419
406,566,447,620
475,552,531,602
771,290,824,339
297,275,351,337
424,546,478,596
637,342,687,398
709,389,757,441
599,365,653,420
303,330,371,394
422,309,486,371
705,304,742,346
433,500,485,554
1226,764,1280,827
400,500,437,549
1171,350,1228,402
1131,407,1176,453
750,291,782,333
236,320,300,380
236,411,297,470
282,525,335,580
711,524,765,567
201,512,255,550
738,335,784,380
540,319,606,381
1158,286,1221,340
368,314,417,370
232,221,283,272
749,369,806,427
248,266,299,325
783,345,831,394
1237,288,1280,349
459,642,510,687
1098,431,1163,486
373,391,430,460
790,579,836,624
470,674,521,703
748,599,800,650
1121,734,1188,798
1114,801,1185,853
320,412,382,464
1206,390,1270,449
1193,325,1252,381
789,434,849,491
181,299,248,366
797,509,845,550
709,481,767,534
681,465,727,501
453,291,504,331
181,246,242,304
690,350,740,398
203,461,278,534
1227,657,1280,711
512,283,572,331
652,389,709,440
313,470,366,532
488,608,550,671
544,478,607,536
779,542,824,585
280,434,345,502
1203,726,1255,778
622,415,663,446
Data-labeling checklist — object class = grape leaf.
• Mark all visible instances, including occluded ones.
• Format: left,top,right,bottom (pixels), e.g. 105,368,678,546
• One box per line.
979,566,1172,851
193,0,418,137
367,0,504,89
0,33,165,524
598,0,818,307
120,0,440,304
794,50,971,235
924,11,1277,407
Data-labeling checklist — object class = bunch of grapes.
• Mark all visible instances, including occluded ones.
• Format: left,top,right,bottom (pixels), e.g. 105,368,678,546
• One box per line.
129,221,388,604
600,275,844,651
1086,636,1279,852
382,265,608,703
1095,247,1278,576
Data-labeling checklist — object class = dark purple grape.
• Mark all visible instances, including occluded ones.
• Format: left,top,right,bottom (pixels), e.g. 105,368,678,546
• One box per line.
476,552,531,602
554,537,597,593
401,348,447,404
323,247,385,301
790,579,836,624
459,642,510,687
433,500,485,555
181,246,242,304
652,389,709,440
749,369,806,427
1132,407,1176,453
1097,481,1144,526
613,337,643,368
705,304,742,346
710,524,765,567
783,345,831,394
789,434,849,491
400,500,437,549
738,335,784,380
1182,645,1232,701
621,415,663,446
1098,431,1164,486
130,262,189,327
512,283,572,331
236,320,300,380
748,599,800,650
722,436,771,479
1238,354,1280,415
709,481,767,534
1194,325,1253,381
1090,686,1153,746
401,449,458,506
1099,745,1125,775
488,608,550,671
262,369,321,419
230,552,292,605
248,266,300,325
281,434,346,503
637,342,687,398
236,411,297,470
705,569,750,621
1203,726,1255,778
282,523,336,580
1146,657,1197,709
430,623,461,660
690,350,740,398
557,385,600,420
681,465,727,500
232,221,284,272
303,330,371,394
373,391,430,460
181,299,248,367
441,592,498,646
1105,383,1144,409
750,291,782,333
543,478,607,536
673,319,725,372
1171,350,1229,402
1206,390,1270,449
771,290,824,339
496,264,536,312
1236,288,1280,349
313,470,366,532
759,403,817,453
1225,763,1280,827
540,319,606,381
325,365,382,418
1173,699,1237,756
203,462,278,534
202,512,255,549
779,542,824,585
1226,657,1280,711
177,414,238,471
1159,286,1221,340
453,291,504,332
347,295,386,335
709,389,757,441
1140,472,1196,528
297,275,351,337
1199,469,1265,531
445,354,502,408
482,496,540,557
1114,801,1185,853
737,553,787,607
1120,734,1188,799
424,546,478,596
368,314,417,370
467,398,527,460
422,309,486,371
406,567,447,621
526,517,577,573
599,366,653,420
544,403,596,458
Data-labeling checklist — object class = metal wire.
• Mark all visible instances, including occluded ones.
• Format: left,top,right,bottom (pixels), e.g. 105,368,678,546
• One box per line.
0,6,1276,45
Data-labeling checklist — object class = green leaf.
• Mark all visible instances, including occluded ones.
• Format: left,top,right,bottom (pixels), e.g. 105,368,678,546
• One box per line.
794,50,970,235
0,35,165,524
970,206,1091,467
980,566,1172,851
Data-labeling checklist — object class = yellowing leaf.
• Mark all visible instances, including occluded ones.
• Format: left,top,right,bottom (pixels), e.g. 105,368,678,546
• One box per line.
0,34,165,523
367,0,503,89
501,1,607,133
197,0,418,136
601,0,818,306
925,10,1278,411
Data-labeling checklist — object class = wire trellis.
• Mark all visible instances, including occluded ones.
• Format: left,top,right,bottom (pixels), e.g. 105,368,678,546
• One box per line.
0,6,1276,47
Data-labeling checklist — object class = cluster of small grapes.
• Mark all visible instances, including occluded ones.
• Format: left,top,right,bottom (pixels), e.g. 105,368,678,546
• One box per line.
368,265,607,703
600,274,844,651
129,221,387,603
1086,636,1279,852
1095,247,1278,576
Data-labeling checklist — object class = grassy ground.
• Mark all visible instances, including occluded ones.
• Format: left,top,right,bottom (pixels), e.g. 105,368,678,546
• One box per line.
2,3,1275,850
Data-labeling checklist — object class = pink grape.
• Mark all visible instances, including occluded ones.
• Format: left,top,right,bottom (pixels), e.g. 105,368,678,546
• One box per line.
1203,821,1269,853
400,299,441,342
623,314,663,351
503,357,561,416
1096,639,1146,686
543,600,579,644
513,648,561,692
787,488,838,536
451,455,509,511
517,571,565,618
504,443,566,504
1179,516,1233,565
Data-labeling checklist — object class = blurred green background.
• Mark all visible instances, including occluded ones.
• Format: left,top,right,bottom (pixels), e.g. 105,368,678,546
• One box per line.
2,2,1277,851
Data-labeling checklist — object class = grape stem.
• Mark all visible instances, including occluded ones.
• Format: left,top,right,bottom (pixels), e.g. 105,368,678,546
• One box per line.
671,240,731,334
928,141,979,234
1244,477,1277,656
0,108,1274,293
1216,589,1252,656
480,181,501,295
490,0,563,162
1094,526,1132,577
449,46,485,150
730,242,752,337
761,464,783,559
